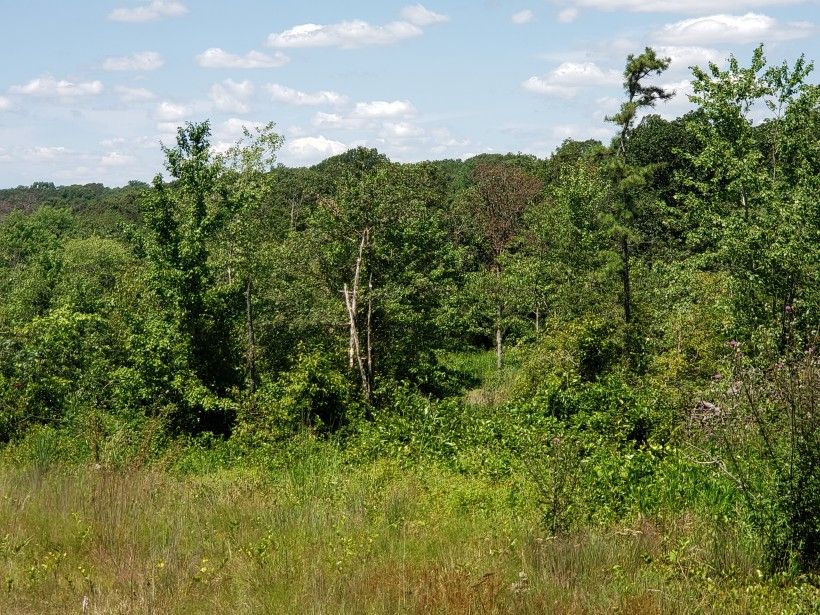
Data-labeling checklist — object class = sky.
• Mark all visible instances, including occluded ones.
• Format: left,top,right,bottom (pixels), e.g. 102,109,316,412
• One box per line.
0,0,817,187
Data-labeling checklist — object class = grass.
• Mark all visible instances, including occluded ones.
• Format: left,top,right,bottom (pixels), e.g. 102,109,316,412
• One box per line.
1,444,817,614
440,349,524,408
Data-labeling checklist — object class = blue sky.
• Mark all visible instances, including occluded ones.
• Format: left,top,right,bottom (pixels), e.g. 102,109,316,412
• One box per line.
0,0,817,187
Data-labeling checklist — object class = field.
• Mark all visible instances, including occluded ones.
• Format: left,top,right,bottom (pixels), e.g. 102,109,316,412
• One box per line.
1,440,818,614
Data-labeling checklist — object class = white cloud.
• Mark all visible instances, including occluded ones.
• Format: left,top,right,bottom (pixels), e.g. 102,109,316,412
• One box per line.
430,127,469,150
155,101,190,121
558,8,579,22
312,112,366,130
657,12,814,45
399,4,449,26
287,136,348,160
380,121,424,139
9,76,103,98
266,5,447,49
352,100,416,118
0,96,11,111
157,121,182,135
267,84,347,106
210,79,254,113
102,51,164,71
523,62,620,97
100,152,135,166
100,136,155,149
219,118,268,140
655,45,722,72
195,48,290,69
115,85,156,102
22,146,71,162
550,123,613,142
267,21,422,49
108,0,188,22
512,9,535,25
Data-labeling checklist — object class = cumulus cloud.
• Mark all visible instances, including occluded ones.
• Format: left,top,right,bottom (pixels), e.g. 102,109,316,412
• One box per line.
210,79,254,113
103,51,164,71
10,76,103,98
267,21,422,48
311,112,367,130
512,10,535,24
654,45,722,73
399,4,449,26
656,12,814,45
550,123,613,142
100,152,135,166
287,136,347,160
523,62,620,97
558,8,579,22
215,118,269,146
108,0,188,22
380,121,424,139
267,84,347,106
115,86,156,102
0,96,11,111
155,101,190,121
195,48,290,69
22,146,71,162
266,4,447,48
352,100,416,118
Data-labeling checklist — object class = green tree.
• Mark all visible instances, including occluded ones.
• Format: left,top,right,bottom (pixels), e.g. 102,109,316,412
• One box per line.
606,47,673,366
684,46,820,351
140,121,236,432
464,163,543,368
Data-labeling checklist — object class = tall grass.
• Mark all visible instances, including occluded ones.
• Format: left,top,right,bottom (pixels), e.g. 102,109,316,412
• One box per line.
1,446,816,614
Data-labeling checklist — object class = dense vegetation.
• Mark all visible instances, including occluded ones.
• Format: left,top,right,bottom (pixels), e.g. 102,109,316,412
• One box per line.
1,47,818,612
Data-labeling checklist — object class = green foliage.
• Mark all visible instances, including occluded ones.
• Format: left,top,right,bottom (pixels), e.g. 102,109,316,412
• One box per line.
240,348,360,442
712,344,820,573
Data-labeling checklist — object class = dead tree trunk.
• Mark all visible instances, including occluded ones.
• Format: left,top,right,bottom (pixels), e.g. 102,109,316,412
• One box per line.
342,229,371,400
244,278,257,397
366,273,373,391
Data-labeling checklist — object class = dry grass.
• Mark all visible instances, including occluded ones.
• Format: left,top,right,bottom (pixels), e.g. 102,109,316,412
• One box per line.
0,454,816,614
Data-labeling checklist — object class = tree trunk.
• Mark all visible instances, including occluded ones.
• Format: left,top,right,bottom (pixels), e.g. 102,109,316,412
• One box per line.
366,273,373,391
342,229,371,400
244,278,257,397
496,302,503,370
535,307,540,334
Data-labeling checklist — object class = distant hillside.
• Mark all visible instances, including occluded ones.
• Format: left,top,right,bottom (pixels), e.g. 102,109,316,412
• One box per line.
0,181,146,232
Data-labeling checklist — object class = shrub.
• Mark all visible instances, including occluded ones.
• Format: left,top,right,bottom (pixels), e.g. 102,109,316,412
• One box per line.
714,341,820,573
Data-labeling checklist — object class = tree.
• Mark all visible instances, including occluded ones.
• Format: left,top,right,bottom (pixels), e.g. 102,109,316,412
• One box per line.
606,47,673,365
465,163,543,368
140,121,236,431
684,46,820,351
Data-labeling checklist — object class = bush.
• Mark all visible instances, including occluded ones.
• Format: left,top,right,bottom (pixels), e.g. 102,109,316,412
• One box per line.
713,341,820,573
234,348,361,447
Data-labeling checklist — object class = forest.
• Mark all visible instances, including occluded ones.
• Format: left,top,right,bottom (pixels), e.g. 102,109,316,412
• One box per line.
0,46,818,613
